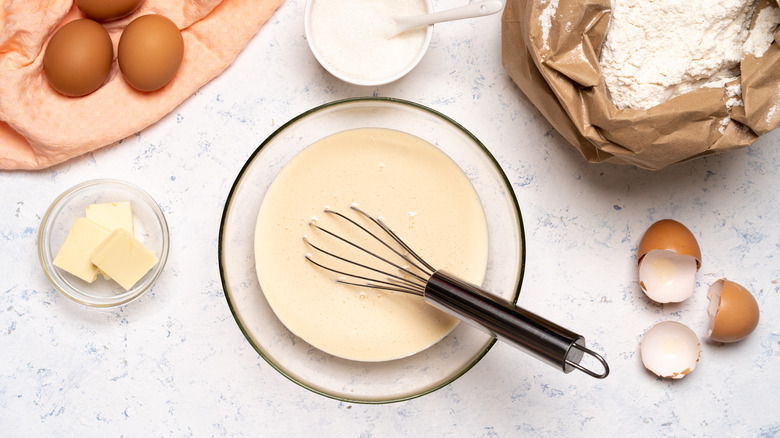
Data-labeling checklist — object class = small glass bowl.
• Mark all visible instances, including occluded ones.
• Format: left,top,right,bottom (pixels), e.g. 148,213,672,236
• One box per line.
220,97,525,403
38,179,169,307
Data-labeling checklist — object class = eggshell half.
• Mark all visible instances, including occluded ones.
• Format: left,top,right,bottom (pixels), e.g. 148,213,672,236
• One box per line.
638,249,698,303
637,220,701,268
640,321,701,379
707,279,760,343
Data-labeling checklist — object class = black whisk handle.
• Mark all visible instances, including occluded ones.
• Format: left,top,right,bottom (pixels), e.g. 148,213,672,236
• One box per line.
424,271,609,378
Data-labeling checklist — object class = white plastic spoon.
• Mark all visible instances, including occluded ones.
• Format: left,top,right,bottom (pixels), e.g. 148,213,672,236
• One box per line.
390,0,504,37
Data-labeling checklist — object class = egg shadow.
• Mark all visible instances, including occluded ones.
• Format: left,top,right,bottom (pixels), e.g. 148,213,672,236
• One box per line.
701,337,748,350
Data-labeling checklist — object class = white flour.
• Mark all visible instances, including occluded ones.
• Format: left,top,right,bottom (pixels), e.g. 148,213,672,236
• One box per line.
599,0,778,110
744,5,780,58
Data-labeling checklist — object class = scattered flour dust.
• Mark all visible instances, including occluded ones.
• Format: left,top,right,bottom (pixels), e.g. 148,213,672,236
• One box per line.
768,83,780,125
598,0,780,110
725,83,743,110
539,0,560,50
719,83,744,134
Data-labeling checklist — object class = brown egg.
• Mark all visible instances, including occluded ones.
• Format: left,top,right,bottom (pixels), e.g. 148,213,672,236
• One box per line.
637,219,702,266
707,279,760,343
118,14,184,92
76,0,144,22
43,19,113,97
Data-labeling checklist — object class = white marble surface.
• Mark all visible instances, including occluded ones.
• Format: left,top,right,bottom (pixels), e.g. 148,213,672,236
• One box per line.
2,1,779,436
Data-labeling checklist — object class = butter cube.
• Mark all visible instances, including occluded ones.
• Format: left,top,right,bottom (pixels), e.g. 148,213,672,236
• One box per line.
53,217,111,283
86,201,134,234
90,229,158,290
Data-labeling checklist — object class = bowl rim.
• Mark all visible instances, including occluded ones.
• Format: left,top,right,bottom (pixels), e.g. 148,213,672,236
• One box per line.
38,178,170,308
303,0,435,86
218,96,526,403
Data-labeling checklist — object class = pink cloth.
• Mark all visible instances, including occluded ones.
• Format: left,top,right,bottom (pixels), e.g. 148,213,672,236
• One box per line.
0,0,284,169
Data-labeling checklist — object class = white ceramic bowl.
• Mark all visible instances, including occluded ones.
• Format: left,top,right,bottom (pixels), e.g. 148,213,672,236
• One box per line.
304,0,434,86
38,179,169,307
219,97,525,403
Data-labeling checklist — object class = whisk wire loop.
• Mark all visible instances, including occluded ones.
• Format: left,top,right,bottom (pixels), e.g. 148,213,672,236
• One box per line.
304,236,425,295
306,222,429,287
348,206,437,274
322,207,435,278
338,279,426,295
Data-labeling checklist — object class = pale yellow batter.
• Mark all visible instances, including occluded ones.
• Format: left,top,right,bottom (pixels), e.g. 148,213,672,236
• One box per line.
254,128,488,361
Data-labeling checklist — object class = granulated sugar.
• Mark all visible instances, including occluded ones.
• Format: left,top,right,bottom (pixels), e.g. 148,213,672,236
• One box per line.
599,0,778,110
309,0,427,83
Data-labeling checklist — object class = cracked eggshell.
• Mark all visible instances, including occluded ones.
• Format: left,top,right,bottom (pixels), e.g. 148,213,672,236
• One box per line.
637,220,701,303
640,321,701,379
637,220,702,264
707,279,760,343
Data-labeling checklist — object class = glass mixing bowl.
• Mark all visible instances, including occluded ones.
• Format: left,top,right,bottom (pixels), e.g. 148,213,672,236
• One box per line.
219,97,524,403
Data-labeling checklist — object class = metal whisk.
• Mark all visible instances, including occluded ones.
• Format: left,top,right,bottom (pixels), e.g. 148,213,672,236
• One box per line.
304,205,609,379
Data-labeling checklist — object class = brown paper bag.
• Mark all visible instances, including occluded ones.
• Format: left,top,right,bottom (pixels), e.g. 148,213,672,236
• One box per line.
502,0,780,170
